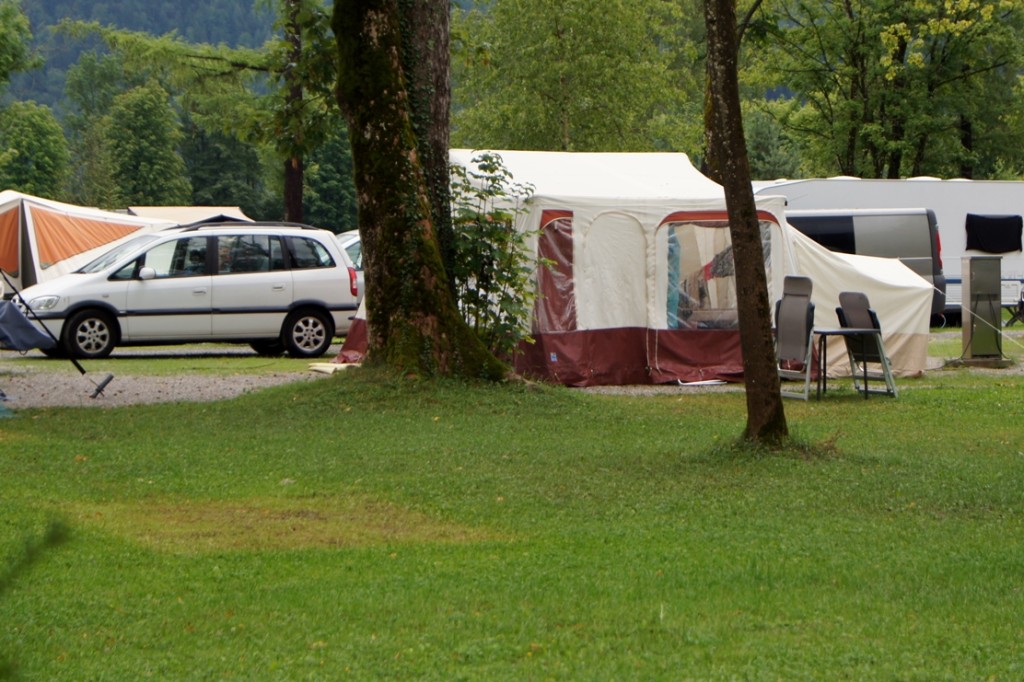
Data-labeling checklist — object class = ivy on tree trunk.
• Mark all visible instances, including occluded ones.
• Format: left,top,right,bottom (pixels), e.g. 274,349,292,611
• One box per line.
333,0,507,380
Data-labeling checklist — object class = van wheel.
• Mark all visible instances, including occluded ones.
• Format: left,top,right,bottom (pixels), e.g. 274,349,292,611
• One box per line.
283,309,334,358
64,309,116,359
250,339,286,356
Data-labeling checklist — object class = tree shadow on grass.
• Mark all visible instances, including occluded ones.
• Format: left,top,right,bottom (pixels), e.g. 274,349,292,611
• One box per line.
0,520,70,681
703,432,842,462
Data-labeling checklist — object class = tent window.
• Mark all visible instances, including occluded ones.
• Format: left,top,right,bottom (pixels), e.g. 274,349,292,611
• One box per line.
580,212,647,329
663,219,773,330
533,210,576,332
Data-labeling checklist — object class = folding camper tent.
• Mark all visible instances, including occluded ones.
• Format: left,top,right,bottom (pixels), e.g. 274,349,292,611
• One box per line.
0,191,174,292
337,150,933,386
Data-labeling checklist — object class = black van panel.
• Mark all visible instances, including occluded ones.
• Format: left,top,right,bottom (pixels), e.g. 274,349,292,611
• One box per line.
786,214,856,254
785,208,946,316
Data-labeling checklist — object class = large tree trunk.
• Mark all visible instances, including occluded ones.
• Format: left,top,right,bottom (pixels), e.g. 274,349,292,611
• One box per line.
398,0,455,287
333,0,507,380
704,0,788,444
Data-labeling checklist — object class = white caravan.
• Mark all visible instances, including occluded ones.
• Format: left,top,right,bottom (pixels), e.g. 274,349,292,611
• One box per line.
754,178,1024,321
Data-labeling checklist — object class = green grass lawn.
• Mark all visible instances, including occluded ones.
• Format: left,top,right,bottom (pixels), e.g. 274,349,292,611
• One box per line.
2,355,1024,679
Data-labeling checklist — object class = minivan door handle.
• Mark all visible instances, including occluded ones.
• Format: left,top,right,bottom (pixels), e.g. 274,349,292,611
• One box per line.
271,283,286,291
192,287,208,295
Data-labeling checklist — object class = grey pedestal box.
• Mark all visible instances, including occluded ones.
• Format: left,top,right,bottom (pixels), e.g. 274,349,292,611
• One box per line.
961,256,1002,358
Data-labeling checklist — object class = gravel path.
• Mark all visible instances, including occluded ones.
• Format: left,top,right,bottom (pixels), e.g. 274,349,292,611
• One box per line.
0,370,329,409
0,346,338,410
2,332,1022,409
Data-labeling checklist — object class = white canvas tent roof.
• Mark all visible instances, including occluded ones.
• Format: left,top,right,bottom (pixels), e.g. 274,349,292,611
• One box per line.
0,191,174,291
338,150,932,385
787,227,932,376
451,149,725,202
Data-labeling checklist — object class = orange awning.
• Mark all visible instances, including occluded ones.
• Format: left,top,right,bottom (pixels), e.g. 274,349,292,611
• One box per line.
0,206,19,276
30,205,147,269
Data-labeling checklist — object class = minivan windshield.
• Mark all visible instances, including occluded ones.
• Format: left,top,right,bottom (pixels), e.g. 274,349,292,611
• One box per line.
77,234,163,273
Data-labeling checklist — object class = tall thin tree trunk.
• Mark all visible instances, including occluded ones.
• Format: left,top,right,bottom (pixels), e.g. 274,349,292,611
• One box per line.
958,114,974,178
284,156,303,222
283,0,304,222
704,0,788,444
702,0,765,180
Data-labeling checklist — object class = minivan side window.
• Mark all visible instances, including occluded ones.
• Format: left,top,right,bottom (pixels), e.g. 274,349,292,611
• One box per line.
217,234,282,274
111,236,207,280
286,236,335,269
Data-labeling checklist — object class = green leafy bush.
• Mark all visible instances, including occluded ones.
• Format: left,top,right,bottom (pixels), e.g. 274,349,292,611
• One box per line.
449,152,538,360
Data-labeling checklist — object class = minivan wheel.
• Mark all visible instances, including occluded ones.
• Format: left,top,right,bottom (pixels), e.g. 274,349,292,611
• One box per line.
283,309,334,358
64,309,116,359
250,338,286,356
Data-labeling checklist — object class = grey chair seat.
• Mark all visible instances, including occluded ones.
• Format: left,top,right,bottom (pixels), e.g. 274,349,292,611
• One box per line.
775,275,816,400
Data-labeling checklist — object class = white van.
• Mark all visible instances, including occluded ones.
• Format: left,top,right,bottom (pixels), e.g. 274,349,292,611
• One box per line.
755,178,1024,321
784,208,946,316
16,222,359,359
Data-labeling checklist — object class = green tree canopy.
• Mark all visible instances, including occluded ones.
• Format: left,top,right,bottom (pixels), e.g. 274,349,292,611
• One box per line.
62,51,137,206
105,82,192,205
302,121,358,232
0,0,37,90
749,0,1024,178
452,0,702,152
0,101,70,197
59,2,343,220
180,119,269,216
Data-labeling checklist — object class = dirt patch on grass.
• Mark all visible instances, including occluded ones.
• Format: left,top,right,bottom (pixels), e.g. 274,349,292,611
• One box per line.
68,496,502,553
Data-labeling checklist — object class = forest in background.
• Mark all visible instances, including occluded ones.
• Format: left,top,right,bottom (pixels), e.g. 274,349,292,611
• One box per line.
1,0,1023,227
10,0,275,115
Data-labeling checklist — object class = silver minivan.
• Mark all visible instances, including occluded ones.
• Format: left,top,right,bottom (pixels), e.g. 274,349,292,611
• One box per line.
17,222,360,359
785,208,947,316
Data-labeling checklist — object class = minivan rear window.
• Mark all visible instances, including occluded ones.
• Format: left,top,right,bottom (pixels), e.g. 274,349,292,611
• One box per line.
286,236,335,269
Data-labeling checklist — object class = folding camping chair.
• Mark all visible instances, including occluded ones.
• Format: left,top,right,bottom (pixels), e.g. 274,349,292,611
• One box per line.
835,291,898,398
775,275,816,400
1006,291,1024,327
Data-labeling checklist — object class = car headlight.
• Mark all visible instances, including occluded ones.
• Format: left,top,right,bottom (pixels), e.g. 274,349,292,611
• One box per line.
28,295,61,311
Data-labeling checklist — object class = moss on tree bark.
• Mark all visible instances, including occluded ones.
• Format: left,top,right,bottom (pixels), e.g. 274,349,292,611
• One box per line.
334,0,507,380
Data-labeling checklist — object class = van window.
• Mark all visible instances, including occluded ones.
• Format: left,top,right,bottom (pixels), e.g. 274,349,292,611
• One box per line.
112,236,207,280
286,236,335,269
80,234,160,274
217,234,279,274
786,215,855,253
